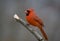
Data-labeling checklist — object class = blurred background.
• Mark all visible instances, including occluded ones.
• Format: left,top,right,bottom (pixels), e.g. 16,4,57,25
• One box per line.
0,0,60,41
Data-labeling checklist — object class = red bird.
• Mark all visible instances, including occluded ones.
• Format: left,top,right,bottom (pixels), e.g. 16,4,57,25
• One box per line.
25,8,48,40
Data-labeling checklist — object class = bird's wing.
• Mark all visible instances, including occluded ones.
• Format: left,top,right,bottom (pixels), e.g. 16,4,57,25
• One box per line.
33,15,44,26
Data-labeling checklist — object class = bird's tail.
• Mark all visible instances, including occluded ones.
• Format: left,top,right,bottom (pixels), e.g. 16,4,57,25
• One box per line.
38,25,48,40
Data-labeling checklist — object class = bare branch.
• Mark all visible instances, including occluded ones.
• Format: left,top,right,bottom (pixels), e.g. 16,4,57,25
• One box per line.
13,14,45,41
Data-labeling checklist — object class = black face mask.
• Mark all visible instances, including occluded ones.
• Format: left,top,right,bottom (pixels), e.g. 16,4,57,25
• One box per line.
26,10,30,16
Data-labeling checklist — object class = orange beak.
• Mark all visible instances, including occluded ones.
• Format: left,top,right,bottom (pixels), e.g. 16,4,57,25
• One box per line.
25,10,28,14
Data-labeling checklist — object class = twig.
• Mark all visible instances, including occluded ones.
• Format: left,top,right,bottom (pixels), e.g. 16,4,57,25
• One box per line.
13,14,45,41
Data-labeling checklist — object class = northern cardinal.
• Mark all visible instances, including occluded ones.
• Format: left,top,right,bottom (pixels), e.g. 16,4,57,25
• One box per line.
24,8,48,40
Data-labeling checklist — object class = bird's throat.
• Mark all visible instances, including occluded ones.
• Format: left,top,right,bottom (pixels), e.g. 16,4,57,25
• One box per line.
26,13,29,16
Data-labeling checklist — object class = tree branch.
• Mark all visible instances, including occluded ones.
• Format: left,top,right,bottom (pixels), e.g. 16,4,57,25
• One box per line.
13,14,45,41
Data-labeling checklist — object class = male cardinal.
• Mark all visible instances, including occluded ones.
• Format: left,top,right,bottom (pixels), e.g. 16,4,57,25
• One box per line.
24,8,48,40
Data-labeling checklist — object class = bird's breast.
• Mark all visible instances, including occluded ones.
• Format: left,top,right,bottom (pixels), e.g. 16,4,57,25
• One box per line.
26,16,39,26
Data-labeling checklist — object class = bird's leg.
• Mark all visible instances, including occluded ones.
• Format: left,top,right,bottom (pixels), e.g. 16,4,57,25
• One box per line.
26,23,30,26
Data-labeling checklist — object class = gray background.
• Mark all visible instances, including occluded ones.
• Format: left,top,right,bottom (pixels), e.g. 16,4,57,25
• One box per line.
0,0,60,41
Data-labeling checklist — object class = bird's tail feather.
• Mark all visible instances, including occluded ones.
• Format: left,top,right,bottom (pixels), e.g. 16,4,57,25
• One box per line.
38,25,48,40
